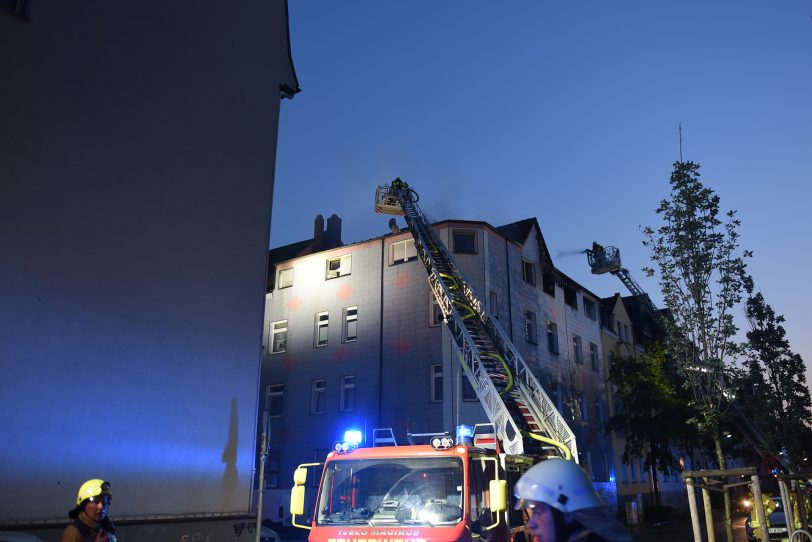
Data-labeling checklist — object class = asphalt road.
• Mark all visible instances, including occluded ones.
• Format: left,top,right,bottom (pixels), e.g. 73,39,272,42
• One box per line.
631,514,749,542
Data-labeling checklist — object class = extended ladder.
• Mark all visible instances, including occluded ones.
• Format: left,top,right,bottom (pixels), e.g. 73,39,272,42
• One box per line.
375,179,577,460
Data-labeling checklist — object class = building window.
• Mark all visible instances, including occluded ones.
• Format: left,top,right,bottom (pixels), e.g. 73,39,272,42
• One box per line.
551,382,564,413
314,312,329,347
311,379,326,414
264,451,279,489
573,335,583,364
589,342,599,371
522,260,536,286
270,320,287,354
340,375,355,411
277,267,294,289
524,310,537,344
625,325,632,343
547,320,559,354
617,321,624,342
608,351,615,370
578,391,589,421
326,254,352,279
430,364,443,402
343,306,357,343
389,239,417,265
564,285,577,310
267,384,284,418
452,230,477,254
489,290,498,320
429,294,443,327
583,298,596,320
542,271,556,297
596,398,605,424
461,373,477,401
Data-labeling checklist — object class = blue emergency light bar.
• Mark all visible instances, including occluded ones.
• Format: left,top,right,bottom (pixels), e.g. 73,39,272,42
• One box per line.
344,430,363,445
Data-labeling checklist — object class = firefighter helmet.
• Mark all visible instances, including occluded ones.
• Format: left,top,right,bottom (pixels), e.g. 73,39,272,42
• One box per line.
76,479,111,506
514,459,604,513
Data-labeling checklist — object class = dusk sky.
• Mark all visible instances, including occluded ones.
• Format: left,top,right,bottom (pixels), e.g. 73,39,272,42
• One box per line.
271,2,812,386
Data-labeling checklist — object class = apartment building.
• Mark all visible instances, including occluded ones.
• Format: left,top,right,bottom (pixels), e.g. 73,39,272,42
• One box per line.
258,215,615,513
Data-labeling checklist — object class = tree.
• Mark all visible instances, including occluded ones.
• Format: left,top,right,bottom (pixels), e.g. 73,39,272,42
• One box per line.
605,342,697,506
643,161,751,542
737,291,812,469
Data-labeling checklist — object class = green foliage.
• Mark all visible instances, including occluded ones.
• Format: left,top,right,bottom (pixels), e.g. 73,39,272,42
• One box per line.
606,342,696,472
734,291,812,467
642,161,751,445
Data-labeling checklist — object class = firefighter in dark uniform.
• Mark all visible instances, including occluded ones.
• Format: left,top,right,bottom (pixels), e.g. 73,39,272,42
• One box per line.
62,479,118,542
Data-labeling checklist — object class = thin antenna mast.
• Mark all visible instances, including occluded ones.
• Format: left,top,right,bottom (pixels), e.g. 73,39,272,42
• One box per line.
678,122,684,161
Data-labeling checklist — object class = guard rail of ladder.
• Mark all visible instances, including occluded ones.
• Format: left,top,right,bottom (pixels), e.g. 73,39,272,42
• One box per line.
375,180,577,460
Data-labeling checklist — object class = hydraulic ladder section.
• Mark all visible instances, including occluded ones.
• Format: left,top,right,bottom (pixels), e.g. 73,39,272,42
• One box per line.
586,243,779,469
375,179,577,460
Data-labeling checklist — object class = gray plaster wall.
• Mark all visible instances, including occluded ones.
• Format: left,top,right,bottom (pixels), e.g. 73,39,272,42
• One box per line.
0,0,296,522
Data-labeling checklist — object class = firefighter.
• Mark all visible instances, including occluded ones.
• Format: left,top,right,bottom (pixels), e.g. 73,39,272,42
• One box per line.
62,479,118,542
515,459,630,542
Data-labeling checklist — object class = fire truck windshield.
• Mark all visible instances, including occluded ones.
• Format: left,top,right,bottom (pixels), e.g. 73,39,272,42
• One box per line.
315,457,464,527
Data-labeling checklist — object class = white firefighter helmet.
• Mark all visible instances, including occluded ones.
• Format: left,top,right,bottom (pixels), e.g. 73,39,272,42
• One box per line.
514,459,604,513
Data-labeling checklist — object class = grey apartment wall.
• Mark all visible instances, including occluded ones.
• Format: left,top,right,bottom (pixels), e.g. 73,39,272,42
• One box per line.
261,221,613,493
261,241,385,479
0,0,296,521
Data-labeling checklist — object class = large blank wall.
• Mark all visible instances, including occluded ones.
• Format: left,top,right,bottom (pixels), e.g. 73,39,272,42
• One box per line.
0,1,294,521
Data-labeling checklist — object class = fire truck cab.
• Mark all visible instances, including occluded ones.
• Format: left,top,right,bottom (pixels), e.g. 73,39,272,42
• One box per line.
291,427,535,542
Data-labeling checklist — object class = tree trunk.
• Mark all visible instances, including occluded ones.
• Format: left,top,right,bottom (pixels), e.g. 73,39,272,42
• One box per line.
649,444,661,506
714,435,734,542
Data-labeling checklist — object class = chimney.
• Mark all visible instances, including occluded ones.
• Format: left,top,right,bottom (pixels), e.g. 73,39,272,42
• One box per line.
326,214,342,247
313,214,325,240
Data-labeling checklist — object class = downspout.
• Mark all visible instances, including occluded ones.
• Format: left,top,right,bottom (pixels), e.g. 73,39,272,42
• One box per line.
505,237,513,341
378,237,385,432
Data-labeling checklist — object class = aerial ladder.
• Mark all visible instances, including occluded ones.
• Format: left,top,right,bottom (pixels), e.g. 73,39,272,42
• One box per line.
375,178,577,461
585,243,780,471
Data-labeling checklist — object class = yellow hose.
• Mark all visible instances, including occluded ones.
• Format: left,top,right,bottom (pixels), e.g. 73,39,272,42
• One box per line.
523,431,572,461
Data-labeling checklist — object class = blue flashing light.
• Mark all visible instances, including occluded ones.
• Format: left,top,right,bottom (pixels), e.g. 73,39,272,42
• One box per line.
456,424,473,445
344,430,363,445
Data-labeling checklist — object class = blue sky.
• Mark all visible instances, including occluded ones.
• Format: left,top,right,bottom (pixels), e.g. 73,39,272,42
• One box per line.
272,1,812,386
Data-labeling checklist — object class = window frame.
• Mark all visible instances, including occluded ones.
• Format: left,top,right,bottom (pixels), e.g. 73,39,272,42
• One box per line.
264,451,280,489
489,290,498,320
429,294,443,327
524,310,537,344
563,285,578,310
339,375,356,412
311,379,326,414
314,311,329,347
452,230,478,254
546,320,559,354
461,370,478,402
521,260,536,286
267,384,284,418
430,364,443,402
277,267,294,289
573,335,583,364
389,239,418,265
583,298,597,320
270,320,288,354
343,306,358,343
325,254,352,279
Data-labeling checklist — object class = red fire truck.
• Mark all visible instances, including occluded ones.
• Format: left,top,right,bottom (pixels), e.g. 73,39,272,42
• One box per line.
290,427,535,542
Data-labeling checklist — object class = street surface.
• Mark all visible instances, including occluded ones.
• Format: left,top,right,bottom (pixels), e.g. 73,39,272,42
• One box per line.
632,514,748,542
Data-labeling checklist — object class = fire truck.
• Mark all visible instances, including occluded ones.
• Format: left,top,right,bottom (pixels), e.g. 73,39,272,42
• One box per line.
289,179,579,542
